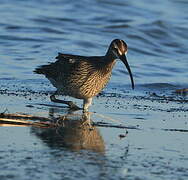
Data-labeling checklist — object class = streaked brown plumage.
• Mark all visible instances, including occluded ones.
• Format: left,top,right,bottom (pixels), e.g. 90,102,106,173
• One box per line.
34,39,134,112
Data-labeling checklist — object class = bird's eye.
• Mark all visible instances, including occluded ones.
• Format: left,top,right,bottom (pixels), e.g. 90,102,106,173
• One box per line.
114,47,123,56
114,47,119,53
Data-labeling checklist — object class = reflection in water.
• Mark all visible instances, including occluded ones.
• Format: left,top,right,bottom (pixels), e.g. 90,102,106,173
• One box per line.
31,112,105,153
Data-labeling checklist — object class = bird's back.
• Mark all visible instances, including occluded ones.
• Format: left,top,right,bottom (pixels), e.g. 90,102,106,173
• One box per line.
34,53,80,79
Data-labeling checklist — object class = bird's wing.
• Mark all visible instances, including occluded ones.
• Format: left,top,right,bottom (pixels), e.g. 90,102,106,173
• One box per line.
34,53,88,80
56,53,102,67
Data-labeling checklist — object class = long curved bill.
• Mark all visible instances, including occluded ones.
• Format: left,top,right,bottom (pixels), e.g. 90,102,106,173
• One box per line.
120,55,134,89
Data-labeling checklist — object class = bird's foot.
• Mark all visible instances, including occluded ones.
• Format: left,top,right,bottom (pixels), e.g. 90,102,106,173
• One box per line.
67,101,81,110
81,112,93,129
83,108,89,113
82,111,90,117
50,95,81,110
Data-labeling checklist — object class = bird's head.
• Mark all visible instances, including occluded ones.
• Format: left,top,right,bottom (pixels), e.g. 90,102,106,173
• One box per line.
107,39,134,89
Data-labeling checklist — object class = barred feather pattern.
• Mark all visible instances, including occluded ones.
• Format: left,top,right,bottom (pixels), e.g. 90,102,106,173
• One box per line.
35,57,116,99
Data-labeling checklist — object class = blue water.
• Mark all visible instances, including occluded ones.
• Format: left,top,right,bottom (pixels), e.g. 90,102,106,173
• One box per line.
0,0,188,90
0,0,188,180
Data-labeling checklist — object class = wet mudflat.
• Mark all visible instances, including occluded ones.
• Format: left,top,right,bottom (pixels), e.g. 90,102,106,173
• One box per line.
0,82,188,180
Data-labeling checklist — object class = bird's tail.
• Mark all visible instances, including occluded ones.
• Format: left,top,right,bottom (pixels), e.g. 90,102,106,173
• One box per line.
33,65,48,75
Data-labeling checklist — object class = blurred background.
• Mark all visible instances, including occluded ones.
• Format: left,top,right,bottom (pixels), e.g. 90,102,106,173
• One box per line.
0,0,188,93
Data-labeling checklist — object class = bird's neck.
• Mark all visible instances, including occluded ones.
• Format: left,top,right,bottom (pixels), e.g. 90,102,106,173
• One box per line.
100,58,116,75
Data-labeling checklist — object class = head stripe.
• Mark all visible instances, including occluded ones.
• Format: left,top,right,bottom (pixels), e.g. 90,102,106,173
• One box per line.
113,42,123,55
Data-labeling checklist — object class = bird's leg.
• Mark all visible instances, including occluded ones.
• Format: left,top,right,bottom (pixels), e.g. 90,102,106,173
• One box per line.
50,93,81,110
83,98,93,113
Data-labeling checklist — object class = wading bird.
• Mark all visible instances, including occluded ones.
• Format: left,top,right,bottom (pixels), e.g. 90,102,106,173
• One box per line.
34,39,134,112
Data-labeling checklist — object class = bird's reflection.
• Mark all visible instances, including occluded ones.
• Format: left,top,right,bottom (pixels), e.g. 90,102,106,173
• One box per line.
31,109,105,153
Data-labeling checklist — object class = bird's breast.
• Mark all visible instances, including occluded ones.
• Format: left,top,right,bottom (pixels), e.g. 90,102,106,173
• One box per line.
49,60,116,99
79,70,112,98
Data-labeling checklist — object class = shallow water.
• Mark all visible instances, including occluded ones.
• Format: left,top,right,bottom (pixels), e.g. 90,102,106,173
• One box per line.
0,0,188,179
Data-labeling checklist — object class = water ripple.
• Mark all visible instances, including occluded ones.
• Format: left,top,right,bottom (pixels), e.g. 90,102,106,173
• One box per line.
0,0,188,90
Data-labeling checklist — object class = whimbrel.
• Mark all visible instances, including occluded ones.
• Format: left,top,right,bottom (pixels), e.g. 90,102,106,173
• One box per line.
34,39,134,112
